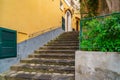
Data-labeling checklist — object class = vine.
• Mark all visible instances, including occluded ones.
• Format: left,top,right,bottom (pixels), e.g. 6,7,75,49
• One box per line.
80,13,120,52
79,0,99,18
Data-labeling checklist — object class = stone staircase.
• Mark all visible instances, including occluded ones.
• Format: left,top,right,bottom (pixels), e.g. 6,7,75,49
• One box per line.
1,31,79,80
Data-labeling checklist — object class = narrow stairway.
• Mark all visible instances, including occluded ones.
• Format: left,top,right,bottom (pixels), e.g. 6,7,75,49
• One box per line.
2,31,79,80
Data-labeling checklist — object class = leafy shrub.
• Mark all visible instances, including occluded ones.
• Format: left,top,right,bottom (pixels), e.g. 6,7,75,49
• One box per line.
80,13,120,52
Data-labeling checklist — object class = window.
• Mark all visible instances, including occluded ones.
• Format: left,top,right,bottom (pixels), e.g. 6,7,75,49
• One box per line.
64,0,71,6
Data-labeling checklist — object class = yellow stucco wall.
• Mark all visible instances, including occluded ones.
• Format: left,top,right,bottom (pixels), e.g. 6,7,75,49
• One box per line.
0,0,62,42
0,0,80,42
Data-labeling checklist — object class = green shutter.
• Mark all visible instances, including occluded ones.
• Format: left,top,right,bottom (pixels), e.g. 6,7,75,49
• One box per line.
0,27,17,59
62,17,65,30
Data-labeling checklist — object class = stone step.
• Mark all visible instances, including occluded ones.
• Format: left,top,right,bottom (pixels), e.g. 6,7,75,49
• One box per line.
56,37,78,39
60,33,79,35
21,58,74,66
54,38,79,41
34,52,75,55
47,42,79,46
61,31,79,34
3,71,74,80
53,39,79,41
58,34,79,37
59,34,78,36
45,43,78,46
40,46,79,50
57,36,78,39
35,50,75,53
61,33,79,35
28,54,75,59
50,40,79,43
48,41,79,45
39,48,77,50
11,63,75,74
55,39,78,41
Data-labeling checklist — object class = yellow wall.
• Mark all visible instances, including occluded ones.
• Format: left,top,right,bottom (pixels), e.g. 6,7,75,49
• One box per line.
0,0,80,42
0,0,62,42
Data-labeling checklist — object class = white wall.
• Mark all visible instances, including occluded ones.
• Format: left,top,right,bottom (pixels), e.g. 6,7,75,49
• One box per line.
65,10,72,32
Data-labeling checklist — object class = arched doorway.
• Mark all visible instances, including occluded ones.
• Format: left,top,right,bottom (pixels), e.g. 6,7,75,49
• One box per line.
65,10,72,32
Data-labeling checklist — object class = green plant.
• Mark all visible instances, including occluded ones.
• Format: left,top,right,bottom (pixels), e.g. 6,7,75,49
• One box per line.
80,13,120,52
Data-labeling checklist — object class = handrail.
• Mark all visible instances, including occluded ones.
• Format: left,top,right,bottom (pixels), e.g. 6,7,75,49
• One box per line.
18,31,28,35
28,27,60,38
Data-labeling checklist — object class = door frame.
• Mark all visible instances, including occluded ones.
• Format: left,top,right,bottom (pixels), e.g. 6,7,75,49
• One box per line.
76,20,79,31
65,10,72,32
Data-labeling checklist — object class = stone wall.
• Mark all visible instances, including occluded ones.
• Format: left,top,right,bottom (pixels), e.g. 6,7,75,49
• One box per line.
75,51,120,80
98,0,120,15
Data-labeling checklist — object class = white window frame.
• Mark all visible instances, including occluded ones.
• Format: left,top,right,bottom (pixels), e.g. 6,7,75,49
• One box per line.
64,0,71,7
60,0,64,11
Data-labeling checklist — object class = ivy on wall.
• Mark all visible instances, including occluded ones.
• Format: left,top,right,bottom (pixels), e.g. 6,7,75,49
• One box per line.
80,13,120,52
79,0,99,18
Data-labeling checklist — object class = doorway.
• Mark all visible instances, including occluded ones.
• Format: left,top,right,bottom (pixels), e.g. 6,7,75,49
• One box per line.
76,20,79,31
65,10,72,32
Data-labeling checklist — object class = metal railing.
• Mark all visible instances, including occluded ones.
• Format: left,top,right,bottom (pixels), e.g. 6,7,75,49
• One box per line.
18,31,28,35
29,27,60,38
79,12,120,50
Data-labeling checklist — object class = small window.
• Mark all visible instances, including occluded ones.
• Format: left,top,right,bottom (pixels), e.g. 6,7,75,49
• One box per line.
60,0,64,11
